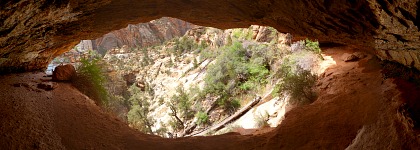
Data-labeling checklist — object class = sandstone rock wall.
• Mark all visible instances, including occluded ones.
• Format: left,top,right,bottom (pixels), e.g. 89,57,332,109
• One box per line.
93,17,196,54
1,0,420,73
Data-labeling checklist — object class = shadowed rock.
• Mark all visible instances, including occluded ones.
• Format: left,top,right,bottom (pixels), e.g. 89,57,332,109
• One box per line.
52,64,76,81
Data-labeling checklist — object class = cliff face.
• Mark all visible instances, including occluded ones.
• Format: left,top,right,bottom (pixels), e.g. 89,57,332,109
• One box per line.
1,0,420,73
93,17,195,54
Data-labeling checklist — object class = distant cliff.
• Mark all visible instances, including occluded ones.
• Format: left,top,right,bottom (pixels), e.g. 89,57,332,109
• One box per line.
74,17,196,55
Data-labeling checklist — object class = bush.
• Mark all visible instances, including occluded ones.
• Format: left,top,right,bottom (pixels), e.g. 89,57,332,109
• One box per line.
232,28,253,40
127,85,155,134
73,57,108,106
305,39,323,60
195,111,209,125
202,41,273,112
172,37,200,56
170,87,194,119
202,42,248,111
274,66,318,105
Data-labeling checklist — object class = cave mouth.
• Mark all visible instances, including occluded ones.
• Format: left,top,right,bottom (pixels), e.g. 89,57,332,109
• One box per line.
48,17,335,138
2,0,420,148
49,16,420,140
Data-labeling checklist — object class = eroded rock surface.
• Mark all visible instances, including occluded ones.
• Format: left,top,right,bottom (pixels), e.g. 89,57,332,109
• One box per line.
3,0,420,73
93,17,196,54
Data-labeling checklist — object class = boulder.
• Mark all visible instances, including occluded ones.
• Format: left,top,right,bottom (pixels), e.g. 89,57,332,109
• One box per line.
341,53,359,62
52,64,76,81
353,52,367,59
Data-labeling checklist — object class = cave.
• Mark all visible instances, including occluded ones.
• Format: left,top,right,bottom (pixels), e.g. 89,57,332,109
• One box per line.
1,0,420,149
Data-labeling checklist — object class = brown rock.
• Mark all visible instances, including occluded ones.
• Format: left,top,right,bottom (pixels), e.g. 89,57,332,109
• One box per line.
353,52,367,59
123,73,136,86
341,53,359,62
37,83,56,91
52,64,76,81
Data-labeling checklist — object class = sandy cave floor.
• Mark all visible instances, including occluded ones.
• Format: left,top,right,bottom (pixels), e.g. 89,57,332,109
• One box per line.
0,46,419,149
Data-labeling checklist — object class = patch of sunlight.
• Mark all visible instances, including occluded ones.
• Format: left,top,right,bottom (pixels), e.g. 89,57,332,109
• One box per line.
316,54,336,75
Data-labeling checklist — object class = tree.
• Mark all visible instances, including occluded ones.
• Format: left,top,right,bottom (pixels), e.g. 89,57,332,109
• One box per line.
127,85,155,134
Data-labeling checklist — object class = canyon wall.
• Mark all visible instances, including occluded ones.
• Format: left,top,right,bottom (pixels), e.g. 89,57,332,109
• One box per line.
93,17,195,54
1,0,420,73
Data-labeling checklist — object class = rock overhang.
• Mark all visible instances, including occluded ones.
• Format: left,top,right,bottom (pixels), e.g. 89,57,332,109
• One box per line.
1,0,420,73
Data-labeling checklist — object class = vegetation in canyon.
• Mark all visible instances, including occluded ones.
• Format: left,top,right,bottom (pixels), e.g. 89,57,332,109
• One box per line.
58,25,323,137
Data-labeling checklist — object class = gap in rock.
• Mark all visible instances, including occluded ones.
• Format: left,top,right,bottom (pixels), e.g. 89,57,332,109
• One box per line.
47,17,337,138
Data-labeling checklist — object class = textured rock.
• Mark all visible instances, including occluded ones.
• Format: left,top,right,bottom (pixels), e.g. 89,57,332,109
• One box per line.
94,17,196,54
1,0,420,73
341,53,360,62
52,64,76,81
376,49,420,69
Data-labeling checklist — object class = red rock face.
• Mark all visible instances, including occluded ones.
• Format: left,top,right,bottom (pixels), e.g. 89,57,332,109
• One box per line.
1,0,420,73
94,17,196,53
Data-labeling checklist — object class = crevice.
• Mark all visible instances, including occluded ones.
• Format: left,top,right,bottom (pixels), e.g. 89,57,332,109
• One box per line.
397,17,410,28
390,33,409,42
377,0,393,16
397,7,416,23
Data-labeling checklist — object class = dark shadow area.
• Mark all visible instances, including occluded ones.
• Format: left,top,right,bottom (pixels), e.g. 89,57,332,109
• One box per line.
319,42,346,48
381,60,420,129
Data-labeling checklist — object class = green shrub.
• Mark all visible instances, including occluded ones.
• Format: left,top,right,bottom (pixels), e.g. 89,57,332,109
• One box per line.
193,58,198,68
127,85,155,134
305,39,323,60
172,37,199,56
73,57,108,106
171,87,194,119
232,28,253,40
202,41,273,112
195,111,209,125
275,66,318,105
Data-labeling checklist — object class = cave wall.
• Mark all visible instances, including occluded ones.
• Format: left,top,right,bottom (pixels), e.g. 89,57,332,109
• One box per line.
1,0,420,73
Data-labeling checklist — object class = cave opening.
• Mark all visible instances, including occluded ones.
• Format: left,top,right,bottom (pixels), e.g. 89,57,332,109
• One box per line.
48,17,335,138
2,0,420,149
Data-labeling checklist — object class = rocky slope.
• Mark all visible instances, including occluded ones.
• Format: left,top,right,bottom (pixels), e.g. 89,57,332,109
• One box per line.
2,0,420,73
100,25,294,137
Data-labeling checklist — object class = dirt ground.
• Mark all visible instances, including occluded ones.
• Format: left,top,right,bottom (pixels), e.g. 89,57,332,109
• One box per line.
0,46,419,149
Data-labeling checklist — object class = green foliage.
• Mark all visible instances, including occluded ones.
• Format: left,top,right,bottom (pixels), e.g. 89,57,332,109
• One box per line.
168,118,183,132
141,48,154,66
172,37,203,57
266,39,322,105
240,63,269,91
127,85,155,134
199,47,218,61
193,58,198,68
73,57,108,106
305,39,323,60
201,41,273,112
232,28,253,40
198,41,209,51
202,42,247,111
274,66,318,105
195,111,209,125
170,87,194,119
